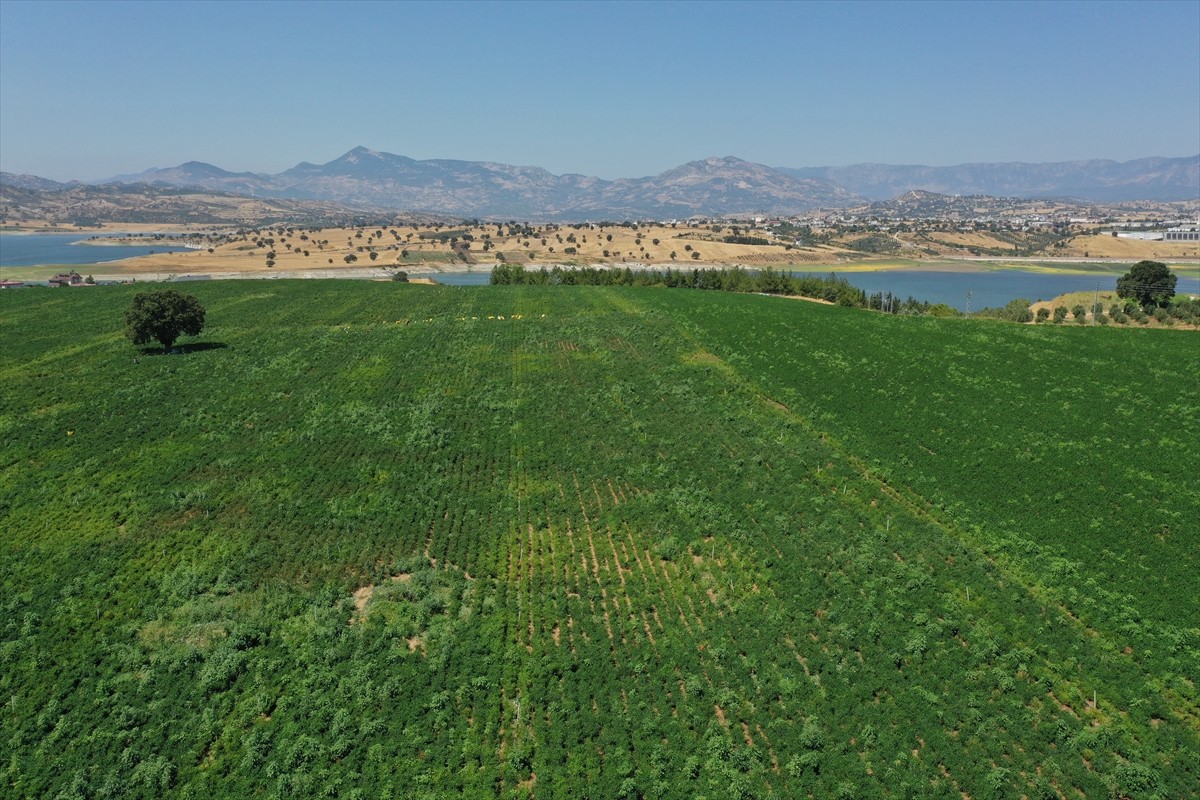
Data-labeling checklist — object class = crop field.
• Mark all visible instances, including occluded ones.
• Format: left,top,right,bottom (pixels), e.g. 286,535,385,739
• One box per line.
2,282,1197,799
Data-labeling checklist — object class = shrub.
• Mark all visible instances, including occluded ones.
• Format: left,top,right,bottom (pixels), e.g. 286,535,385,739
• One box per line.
653,536,680,562
1004,298,1033,323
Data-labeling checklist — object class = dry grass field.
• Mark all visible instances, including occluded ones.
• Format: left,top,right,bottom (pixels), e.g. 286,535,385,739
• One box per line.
80,222,859,277
1062,233,1200,259
905,231,1019,249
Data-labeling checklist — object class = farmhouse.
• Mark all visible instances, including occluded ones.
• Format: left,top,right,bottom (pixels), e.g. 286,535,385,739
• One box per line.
48,271,89,287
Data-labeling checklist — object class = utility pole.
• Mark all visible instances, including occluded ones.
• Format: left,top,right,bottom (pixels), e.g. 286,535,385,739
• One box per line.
1092,283,1100,325
966,290,972,317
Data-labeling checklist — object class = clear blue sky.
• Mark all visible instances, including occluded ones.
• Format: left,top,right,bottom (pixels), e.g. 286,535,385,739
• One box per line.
1,0,1197,181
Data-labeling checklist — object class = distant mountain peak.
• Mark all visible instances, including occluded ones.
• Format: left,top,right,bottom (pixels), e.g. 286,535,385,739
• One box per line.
340,146,384,162
0,171,74,191
174,161,241,177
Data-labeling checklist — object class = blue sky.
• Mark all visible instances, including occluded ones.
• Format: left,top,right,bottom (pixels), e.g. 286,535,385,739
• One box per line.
1,0,1197,181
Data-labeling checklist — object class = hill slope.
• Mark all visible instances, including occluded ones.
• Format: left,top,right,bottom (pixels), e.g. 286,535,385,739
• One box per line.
1,283,1196,799
0,180,422,227
779,155,1200,201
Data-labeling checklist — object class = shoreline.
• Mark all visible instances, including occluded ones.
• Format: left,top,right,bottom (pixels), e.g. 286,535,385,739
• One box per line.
4,257,1199,284
5,220,1197,279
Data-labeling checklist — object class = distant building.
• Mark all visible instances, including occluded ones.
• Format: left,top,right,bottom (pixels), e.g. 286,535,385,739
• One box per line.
1164,225,1199,242
0,280,26,289
48,271,85,287
1112,231,1165,241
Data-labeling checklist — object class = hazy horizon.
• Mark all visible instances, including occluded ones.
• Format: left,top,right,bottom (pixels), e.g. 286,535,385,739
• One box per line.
2,0,1198,182
6,147,1200,187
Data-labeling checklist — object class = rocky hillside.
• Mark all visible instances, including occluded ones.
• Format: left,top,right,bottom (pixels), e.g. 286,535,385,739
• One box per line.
0,179,431,227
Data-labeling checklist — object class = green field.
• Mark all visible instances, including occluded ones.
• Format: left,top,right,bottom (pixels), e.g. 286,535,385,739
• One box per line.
2,282,1197,799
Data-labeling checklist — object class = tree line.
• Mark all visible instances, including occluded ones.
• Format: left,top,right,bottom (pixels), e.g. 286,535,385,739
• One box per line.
490,264,959,315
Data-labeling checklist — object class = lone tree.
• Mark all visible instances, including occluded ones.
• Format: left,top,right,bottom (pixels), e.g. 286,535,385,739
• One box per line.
125,289,206,353
1117,260,1177,308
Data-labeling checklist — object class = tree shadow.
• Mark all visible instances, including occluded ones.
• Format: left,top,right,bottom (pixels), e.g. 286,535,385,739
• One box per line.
138,342,229,356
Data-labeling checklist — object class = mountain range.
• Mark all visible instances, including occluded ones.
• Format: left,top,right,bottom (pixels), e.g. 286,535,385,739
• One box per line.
4,149,1197,220
96,149,864,219
779,156,1200,203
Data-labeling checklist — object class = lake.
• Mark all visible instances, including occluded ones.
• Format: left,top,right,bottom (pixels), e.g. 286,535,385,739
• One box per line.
825,269,1199,311
421,268,1200,311
0,233,194,268
412,272,493,286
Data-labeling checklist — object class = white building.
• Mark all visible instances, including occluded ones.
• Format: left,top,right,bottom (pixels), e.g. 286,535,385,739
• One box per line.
1164,225,1200,242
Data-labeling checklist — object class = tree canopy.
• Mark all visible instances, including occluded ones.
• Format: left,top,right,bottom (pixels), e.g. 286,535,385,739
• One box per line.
125,289,206,353
1117,260,1177,308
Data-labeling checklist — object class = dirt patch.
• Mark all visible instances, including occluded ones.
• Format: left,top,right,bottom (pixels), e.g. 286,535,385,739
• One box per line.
685,350,723,365
349,572,412,622
1047,689,1078,717
642,613,657,645
352,585,375,613
761,395,788,412
778,293,834,305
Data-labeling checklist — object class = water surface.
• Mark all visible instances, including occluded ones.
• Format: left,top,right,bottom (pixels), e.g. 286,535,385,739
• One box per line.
0,233,193,268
